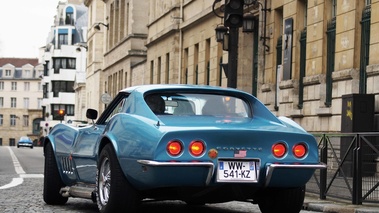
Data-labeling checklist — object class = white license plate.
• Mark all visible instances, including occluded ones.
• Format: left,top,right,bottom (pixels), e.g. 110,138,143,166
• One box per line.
217,160,260,182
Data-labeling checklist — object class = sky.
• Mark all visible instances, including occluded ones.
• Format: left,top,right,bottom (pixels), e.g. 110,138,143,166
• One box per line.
0,0,65,58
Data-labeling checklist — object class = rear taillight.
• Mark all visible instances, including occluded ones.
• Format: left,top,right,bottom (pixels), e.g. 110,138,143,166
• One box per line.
189,140,205,157
167,140,183,156
272,143,287,158
293,143,307,158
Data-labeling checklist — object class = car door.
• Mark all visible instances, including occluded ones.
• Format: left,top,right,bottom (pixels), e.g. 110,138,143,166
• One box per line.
71,125,104,183
71,93,129,184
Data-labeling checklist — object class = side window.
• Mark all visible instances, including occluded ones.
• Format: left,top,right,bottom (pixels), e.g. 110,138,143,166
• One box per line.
105,98,127,123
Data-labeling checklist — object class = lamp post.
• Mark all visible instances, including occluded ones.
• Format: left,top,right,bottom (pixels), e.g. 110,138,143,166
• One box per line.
213,0,268,89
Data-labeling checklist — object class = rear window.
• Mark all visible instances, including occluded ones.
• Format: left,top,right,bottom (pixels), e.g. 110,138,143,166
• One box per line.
145,93,251,118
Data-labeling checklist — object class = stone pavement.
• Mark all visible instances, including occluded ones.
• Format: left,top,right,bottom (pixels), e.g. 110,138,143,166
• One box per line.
303,193,379,213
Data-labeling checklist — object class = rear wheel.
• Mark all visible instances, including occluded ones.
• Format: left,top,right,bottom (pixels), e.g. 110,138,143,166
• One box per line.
185,199,205,206
43,142,68,205
257,186,305,213
96,144,139,213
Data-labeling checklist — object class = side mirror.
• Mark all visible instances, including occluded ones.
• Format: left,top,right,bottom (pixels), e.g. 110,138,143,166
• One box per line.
86,108,98,120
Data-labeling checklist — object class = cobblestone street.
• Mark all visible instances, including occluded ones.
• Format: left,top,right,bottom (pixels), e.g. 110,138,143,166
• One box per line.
0,177,264,213
0,177,98,213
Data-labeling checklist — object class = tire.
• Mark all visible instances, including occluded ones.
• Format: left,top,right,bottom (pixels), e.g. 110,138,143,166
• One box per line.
185,201,205,206
257,186,305,213
96,144,139,213
43,142,68,205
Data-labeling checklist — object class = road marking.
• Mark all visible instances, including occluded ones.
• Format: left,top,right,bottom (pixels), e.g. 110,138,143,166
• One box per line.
20,174,44,178
8,146,25,174
0,178,23,189
0,147,44,190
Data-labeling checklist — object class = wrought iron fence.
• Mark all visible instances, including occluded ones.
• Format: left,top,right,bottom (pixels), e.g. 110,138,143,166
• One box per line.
307,133,379,204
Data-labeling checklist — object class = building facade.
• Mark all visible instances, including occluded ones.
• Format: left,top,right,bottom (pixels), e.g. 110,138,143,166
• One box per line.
39,0,88,131
83,0,379,133
84,0,148,113
146,0,379,133
0,58,44,146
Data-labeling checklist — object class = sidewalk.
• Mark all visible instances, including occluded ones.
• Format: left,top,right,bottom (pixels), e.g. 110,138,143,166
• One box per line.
303,193,379,213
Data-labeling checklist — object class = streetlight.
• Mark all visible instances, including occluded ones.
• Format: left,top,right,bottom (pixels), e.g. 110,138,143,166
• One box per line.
242,13,256,33
93,22,109,31
215,24,228,42
212,0,270,89
75,43,88,52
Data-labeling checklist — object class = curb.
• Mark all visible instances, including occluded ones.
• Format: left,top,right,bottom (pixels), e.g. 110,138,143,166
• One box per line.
303,194,379,213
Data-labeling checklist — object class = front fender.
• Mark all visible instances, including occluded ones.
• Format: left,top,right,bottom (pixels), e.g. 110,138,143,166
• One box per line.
47,123,79,151
44,123,80,185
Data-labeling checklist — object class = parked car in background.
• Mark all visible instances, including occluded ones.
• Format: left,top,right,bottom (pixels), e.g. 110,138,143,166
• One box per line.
43,84,326,213
17,136,33,149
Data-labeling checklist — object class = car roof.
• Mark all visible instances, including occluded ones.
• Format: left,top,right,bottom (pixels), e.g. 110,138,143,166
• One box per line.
120,84,247,95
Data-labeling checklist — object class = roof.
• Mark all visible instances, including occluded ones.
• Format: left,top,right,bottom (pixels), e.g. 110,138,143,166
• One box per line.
0,58,39,67
121,84,246,95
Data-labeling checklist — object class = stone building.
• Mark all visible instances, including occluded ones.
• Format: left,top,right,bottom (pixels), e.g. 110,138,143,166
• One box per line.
83,0,379,133
84,0,148,113
0,58,44,146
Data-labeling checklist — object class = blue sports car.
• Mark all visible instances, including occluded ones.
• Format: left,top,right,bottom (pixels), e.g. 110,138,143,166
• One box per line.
18,136,33,149
43,84,325,213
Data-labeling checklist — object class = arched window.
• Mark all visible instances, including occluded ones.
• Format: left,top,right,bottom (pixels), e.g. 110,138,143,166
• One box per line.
65,6,74,25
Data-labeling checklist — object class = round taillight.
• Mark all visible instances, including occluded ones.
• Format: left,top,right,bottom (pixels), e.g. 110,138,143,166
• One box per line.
293,143,307,158
272,143,287,158
189,140,205,157
167,140,182,156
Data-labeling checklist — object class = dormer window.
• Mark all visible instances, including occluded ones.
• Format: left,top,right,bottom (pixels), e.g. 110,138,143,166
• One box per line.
25,70,31,78
65,6,74,25
5,70,11,76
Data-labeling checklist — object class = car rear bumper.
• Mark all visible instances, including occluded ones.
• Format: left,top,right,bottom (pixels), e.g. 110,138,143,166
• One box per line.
136,160,326,189
137,160,214,185
265,163,327,187
18,143,33,147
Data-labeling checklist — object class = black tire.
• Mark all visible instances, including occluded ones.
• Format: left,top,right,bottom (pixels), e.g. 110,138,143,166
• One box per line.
257,186,305,213
185,201,206,206
96,144,139,213
43,142,68,205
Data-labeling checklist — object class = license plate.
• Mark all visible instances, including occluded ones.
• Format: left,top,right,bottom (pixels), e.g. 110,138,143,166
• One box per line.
217,160,260,182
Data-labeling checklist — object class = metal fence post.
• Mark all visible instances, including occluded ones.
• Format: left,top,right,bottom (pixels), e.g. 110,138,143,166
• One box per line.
319,134,327,200
352,134,362,204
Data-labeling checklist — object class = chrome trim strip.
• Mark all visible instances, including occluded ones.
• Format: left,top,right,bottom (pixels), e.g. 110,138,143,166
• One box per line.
137,160,215,185
265,163,327,187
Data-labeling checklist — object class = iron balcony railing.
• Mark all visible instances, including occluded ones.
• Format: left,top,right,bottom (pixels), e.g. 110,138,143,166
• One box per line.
307,132,379,204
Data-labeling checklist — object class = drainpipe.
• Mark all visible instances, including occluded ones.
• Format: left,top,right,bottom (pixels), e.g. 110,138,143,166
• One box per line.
178,0,184,83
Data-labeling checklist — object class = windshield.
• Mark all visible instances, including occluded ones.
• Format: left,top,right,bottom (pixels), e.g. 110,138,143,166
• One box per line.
145,93,251,118
20,137,30,141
